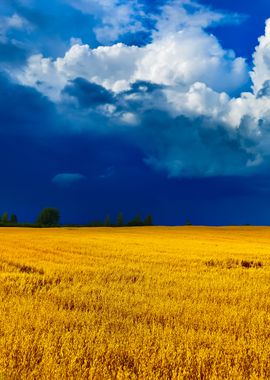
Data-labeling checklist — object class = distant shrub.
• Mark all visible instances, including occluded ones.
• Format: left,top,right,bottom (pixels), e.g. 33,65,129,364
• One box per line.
104,215,111,227
127,214,144,226
144,214,153,226
1,212,8,224
10,214,18,224
116,212,124,227
36,208,60,227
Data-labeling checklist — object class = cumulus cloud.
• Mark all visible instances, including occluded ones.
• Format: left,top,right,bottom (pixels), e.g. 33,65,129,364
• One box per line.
251,19,270,94
16,43,139,100
135,28,248,94
8,2,270,177
15,26,249,100
65,0,146,44
64,77,114,107
138,111,265,177
52,173,87,186
66,0,246,44
153,0,246,38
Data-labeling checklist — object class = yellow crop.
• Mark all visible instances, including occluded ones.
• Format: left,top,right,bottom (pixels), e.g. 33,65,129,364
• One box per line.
0,227,269,379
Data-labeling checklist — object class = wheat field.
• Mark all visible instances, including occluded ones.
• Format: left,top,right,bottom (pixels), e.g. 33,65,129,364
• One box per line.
0,227,269,379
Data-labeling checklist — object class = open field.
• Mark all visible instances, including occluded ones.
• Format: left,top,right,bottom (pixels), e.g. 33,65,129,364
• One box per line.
0,227,269,379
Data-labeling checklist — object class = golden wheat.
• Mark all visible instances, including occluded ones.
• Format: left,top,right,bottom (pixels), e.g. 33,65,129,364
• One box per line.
0,227,269,379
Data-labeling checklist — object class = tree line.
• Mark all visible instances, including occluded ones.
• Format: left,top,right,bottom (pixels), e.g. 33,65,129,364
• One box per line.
0,212,18,225
89,212,153,227
0,208,153,227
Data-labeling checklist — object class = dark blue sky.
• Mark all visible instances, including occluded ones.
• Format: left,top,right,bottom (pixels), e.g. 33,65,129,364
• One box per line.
204,0,269,58
1,0,270,225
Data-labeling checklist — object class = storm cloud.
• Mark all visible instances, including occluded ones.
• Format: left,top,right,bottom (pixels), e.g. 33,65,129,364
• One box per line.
2,0,270,224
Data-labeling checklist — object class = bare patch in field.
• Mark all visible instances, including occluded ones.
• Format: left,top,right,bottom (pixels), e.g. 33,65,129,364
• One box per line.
205,258,263,269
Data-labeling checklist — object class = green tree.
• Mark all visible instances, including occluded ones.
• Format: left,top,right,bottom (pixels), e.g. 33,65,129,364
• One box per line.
36,208,60,226
10,214,18,224
134,213,143,226
1,212,9,224
128,213,143,226
116,212,124,227
104,215,111,227
144,214,153,226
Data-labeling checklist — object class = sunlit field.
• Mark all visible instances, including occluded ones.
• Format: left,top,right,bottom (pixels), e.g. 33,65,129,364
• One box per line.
0,227,269,379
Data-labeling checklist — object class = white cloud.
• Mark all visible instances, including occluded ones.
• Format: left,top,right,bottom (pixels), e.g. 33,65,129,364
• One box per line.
15,25,249,100
66,0,246,44
153,0,246,38
66,0,146,43
14,0,249,100
16,43,140,101
165,82,230,120
251,19,270,94
10,3,270,177
135,28,248,94
0,13,32,43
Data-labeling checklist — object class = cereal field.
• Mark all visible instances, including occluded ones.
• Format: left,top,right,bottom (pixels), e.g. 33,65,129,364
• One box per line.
0,227,269,379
